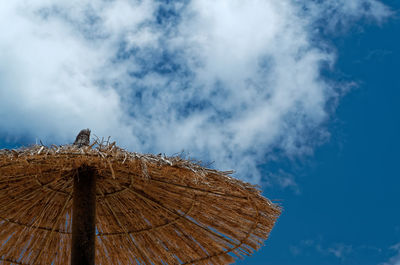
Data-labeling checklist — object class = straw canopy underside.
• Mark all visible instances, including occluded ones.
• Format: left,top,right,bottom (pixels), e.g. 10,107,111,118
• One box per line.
0,144,281,265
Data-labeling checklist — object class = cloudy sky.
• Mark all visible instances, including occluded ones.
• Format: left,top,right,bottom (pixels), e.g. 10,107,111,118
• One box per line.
0,0,399,264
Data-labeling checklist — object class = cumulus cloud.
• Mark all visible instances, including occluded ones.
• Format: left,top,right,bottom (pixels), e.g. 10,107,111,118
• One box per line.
0,0,391,183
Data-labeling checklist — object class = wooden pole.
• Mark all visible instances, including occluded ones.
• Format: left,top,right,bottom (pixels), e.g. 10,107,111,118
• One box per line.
71,165,97,265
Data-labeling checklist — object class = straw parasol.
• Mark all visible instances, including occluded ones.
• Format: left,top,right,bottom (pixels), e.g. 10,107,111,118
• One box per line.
0,129,281,265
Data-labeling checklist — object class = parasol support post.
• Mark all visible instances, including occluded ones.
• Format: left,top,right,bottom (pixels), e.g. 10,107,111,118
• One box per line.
71,165,97,265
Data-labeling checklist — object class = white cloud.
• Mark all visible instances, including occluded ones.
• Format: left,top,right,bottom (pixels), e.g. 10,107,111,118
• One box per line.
266,169,300,194
305,0,392,32
381,243,400,265
0,0,391,183
291,239,354,260
326,244,353,259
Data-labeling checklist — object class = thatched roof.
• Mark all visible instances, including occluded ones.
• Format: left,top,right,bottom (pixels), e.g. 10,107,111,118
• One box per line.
0,142,281,265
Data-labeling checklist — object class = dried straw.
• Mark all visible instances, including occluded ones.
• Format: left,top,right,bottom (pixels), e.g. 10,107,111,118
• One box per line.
0,142,281,265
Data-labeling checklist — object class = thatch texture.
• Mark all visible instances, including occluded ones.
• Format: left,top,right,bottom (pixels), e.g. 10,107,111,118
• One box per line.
0,142,281,265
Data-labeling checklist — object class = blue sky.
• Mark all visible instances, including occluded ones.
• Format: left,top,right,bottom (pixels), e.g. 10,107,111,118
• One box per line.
0,0,399,264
